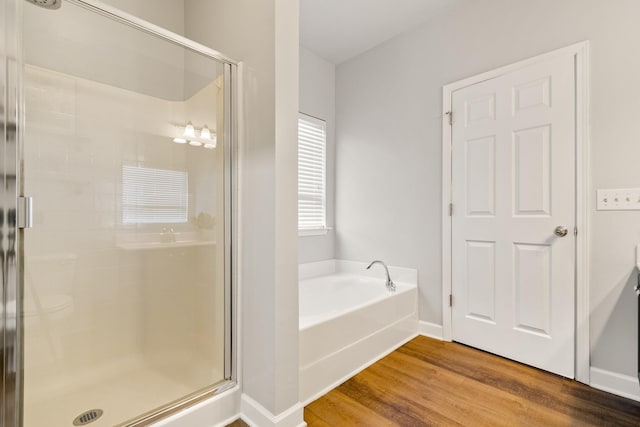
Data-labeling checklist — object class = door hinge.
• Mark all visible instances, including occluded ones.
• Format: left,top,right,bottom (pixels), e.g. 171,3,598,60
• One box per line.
449,203,453,216
447,111,453,126
574,227,578,236
449,294,453,307
17,196,33,229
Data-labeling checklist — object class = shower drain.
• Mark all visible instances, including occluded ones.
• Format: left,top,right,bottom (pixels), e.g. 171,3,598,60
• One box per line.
72,409,103,426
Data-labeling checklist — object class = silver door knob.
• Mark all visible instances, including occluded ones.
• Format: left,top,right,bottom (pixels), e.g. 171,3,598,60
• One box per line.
554,226,568,237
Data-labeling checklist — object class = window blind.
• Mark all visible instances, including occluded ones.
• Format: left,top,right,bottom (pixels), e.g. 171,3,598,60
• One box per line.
122,165,188,224
298,114,326,231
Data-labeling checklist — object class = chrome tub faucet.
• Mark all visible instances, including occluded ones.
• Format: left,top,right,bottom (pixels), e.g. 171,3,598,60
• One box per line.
366,260,396,292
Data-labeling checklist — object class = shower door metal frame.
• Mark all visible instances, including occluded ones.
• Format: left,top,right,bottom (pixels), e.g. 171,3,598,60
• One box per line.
1,1,239,426
1,1,22,426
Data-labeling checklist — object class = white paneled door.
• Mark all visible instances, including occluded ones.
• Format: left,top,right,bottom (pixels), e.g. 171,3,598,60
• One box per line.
451,54,576,377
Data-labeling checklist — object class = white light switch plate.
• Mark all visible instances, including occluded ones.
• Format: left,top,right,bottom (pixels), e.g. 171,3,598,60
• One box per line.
596,188,640,210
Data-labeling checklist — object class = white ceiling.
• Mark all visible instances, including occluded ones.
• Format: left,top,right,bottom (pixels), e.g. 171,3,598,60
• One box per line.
300,0,460,64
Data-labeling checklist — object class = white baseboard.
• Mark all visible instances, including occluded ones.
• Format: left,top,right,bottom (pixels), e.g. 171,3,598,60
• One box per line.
240,394,306,427
418,321,444,340
590,367,640,402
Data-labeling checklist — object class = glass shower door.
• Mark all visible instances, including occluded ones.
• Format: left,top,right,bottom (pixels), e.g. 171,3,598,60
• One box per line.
18,1,234,425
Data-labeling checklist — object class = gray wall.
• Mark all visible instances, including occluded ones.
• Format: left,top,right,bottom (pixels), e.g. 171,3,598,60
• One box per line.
299,47,336,263
335,0,640,376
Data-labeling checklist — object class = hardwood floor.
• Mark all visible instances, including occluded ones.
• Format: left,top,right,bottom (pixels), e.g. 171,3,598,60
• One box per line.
305,336,640,426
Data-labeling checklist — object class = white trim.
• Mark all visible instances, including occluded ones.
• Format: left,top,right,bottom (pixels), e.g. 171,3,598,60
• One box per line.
574,43,591,384
240,395,306,427
441,41,590,382
235,60,246,399
442,85,453,342
298,228,329,237
590,367,640,402
418,321,444,340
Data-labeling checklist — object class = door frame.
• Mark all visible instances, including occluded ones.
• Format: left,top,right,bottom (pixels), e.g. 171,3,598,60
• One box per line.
441,41,590,383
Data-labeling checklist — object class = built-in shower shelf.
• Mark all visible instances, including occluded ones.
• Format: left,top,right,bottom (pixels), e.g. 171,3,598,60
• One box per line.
116,240,215,251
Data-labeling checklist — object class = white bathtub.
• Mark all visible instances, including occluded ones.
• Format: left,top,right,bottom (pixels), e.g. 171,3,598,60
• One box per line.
298,260,418,404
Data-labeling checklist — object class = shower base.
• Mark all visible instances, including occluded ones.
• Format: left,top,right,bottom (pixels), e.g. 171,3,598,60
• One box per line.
24,357,221,427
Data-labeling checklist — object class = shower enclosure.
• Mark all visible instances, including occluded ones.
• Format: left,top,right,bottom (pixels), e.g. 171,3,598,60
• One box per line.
1,0,237,425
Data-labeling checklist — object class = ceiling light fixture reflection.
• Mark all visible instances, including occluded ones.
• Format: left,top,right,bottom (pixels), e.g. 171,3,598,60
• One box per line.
184,121,196,138
200,125,211,140
172,122,217,149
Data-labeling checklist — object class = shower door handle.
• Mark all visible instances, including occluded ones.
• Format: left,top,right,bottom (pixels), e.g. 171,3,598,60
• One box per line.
17,196,33,229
